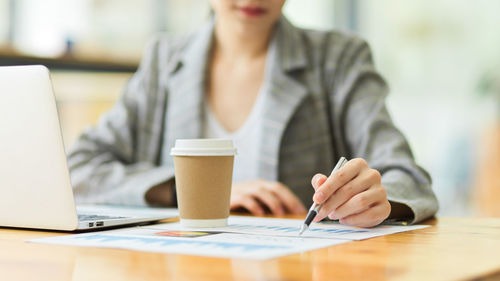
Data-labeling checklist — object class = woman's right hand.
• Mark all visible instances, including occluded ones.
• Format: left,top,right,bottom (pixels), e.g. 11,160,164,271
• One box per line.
230,180,307,216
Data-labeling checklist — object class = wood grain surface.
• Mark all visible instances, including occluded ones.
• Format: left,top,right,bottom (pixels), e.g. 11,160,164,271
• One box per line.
1,217,500,281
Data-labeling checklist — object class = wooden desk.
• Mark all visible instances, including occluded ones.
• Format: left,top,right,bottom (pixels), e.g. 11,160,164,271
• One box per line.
1,217,500,281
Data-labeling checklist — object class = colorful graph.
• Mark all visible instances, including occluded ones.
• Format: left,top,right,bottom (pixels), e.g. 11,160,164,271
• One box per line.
155,231,219,238
74,234,291,252
226,224,369,235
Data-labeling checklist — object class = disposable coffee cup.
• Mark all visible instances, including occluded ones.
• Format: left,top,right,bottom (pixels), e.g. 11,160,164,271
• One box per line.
171,139,237,227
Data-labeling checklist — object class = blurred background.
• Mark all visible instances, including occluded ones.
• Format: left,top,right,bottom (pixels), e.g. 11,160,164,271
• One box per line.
1,0,499,217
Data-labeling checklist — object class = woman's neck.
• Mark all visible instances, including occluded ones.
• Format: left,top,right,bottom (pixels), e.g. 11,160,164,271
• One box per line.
212,17,275,62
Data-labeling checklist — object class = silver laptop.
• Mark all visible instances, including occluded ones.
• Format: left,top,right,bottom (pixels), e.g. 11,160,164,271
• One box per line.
0,65,177,231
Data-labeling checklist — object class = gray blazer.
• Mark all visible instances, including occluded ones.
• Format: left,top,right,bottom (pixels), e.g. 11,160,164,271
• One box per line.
68,17,438,223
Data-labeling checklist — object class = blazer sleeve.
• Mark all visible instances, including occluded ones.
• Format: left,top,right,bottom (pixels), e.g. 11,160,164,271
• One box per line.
328,36,439,223
67,38,175,206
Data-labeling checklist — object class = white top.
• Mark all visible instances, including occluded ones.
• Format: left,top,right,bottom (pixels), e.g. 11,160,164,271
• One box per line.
202,85,266,183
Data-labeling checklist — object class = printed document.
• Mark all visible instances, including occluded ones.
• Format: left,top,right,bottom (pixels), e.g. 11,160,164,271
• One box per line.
31,216,428,260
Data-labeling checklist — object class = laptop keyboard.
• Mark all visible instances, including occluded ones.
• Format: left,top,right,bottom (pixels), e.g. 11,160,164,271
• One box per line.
78,214,128,222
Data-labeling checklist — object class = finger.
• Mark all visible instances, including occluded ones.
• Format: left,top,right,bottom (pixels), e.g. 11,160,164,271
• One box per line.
234,197,265,216
311,173,327,190
331,184,386,220
253,188,286,216
313,158,368,204
316,168,380,219
339,201,391,227
264,182,307,214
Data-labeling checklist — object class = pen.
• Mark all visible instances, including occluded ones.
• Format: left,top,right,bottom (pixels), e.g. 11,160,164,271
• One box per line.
298,157,348,235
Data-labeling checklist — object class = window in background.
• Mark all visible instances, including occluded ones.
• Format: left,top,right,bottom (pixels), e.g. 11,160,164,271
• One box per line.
283,0,335,30
70,0,157,63
356,0,500,216
10,0,157,63
4,0,211,64
11,0,85,57
0,0,9,46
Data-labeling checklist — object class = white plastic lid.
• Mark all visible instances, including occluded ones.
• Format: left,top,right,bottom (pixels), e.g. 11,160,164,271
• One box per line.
170,139,237,156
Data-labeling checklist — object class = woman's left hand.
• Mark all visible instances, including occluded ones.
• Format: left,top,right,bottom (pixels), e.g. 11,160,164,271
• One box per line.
310,158,391,227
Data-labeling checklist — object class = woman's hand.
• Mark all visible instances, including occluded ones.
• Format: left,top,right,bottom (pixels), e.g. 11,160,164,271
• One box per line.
311,158,391,227
230,180,307,216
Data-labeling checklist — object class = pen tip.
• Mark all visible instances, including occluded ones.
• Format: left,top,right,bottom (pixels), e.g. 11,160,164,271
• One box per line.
298,225,307,236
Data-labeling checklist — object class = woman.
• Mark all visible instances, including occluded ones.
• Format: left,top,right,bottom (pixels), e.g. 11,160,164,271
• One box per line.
68,0,438,227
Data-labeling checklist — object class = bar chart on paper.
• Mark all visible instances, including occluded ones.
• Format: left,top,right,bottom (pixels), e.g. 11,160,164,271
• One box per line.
151,216,429,240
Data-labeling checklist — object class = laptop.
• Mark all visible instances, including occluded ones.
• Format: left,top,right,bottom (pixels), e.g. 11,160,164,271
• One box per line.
0,65,178,231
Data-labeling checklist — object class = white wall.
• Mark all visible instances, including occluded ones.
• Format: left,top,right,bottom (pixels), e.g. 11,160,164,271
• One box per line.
0,0,9,45
357,0,500,215
283,0,336,30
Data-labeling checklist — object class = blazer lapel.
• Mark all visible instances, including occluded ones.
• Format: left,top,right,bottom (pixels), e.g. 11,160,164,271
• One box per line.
161,20,214,164
258,17,309,181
